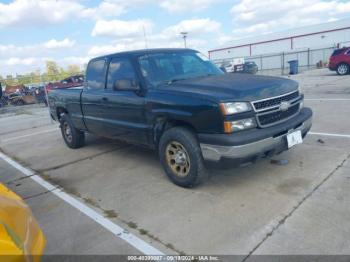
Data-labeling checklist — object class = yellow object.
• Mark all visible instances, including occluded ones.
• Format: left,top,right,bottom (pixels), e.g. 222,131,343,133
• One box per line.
0,183,45,262
223,121,233,133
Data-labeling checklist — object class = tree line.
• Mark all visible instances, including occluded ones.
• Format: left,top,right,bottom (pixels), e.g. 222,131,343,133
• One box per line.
0,61,85,86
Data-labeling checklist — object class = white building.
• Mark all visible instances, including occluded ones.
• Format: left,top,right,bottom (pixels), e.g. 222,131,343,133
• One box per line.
209,18,350,62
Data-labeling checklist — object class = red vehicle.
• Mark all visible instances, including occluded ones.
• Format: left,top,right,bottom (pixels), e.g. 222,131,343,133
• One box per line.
45,74,84,92
329,47,350,75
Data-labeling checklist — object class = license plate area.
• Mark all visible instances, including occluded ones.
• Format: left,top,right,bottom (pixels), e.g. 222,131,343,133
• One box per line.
287,130,303,148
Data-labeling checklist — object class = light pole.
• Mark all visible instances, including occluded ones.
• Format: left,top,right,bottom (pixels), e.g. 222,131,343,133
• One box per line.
180,32,188,48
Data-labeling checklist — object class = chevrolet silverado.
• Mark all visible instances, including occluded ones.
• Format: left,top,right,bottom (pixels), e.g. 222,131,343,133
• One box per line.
48,48,312,187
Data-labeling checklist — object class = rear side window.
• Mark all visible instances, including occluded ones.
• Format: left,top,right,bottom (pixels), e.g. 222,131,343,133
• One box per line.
331,49,345,56
86,59,106,89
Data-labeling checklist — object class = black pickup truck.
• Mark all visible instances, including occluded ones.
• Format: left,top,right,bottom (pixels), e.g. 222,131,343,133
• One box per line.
48,48,312,187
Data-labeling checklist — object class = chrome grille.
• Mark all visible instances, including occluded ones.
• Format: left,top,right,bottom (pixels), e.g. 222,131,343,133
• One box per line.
253,91,299,112
258,104,300,126
252,90,302,128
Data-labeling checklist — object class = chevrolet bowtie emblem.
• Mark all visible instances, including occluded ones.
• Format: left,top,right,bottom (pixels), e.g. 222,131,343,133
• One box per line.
280,101,291,111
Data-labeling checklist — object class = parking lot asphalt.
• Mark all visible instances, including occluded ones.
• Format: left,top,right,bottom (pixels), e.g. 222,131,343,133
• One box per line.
0,68,349,257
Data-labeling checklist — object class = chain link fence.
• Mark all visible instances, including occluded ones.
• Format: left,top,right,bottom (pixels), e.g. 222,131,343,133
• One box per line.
211,43,350,76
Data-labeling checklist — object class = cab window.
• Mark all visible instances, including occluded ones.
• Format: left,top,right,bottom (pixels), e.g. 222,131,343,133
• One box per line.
107,57,137,90
86,59,106,89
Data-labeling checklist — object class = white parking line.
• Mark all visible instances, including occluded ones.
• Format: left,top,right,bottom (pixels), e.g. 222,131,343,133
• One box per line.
0,151,164,256
0,128,58,143
309,132,350,138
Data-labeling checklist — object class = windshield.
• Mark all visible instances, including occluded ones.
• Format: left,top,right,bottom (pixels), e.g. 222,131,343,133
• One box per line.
138,51,224,87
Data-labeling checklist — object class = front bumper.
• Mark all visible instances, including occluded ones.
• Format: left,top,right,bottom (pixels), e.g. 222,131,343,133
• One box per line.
199,107,312,164
328,62,336,71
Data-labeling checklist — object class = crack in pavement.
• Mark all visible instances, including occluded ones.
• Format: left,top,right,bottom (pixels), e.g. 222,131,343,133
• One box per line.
22,187,60,200
242,153,350,262
37,145,132,172
5,173,37,184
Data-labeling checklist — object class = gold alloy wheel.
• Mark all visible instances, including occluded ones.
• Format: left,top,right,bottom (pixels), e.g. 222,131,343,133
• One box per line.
63,122,73,143
165,141,191,177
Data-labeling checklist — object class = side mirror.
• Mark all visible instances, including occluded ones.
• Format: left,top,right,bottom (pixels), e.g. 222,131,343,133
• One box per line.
113,79,140,91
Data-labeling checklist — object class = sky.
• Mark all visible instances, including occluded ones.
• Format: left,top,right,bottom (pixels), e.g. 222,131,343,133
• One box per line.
1,0,350,76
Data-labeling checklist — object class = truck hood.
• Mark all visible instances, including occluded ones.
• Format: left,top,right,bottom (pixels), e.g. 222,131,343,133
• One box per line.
157,73,298,102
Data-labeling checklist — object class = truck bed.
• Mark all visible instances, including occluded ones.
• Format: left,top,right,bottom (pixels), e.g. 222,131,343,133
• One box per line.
48,87,84,129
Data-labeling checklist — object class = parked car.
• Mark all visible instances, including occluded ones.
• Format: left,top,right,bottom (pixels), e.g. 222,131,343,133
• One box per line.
4,84,25,95
0,183,45,260
8,92,36,106
243,61,258,74
329,47,350,75
45,74,84,93
48,48,312,188
218,61,258,74
217,58,244,73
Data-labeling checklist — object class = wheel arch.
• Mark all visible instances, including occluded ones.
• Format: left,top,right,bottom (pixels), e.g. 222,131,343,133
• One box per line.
153,117,197,147
337,61,350,66
56,106,68,121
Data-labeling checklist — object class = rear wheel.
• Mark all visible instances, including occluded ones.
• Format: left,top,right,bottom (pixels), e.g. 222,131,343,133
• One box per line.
159,127,206,188
336,63,349,75
60,114,85,149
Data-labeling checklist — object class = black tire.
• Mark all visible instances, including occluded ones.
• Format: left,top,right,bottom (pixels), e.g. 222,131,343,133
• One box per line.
159,127,206,188
15,99,24,106
60,114,85,149
336,63,349,75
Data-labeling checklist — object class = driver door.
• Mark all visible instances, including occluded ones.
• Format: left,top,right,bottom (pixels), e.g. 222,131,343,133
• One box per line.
102,56,148,145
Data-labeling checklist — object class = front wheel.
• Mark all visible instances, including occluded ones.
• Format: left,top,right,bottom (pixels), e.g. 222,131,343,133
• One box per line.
337,63,349,75
60,114,85,149
159,127,207,188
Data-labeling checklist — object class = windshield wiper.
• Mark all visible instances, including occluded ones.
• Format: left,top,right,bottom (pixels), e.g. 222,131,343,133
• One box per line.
159,74,216,87
159,78,188,86
198,73,216,78
168,78,189,84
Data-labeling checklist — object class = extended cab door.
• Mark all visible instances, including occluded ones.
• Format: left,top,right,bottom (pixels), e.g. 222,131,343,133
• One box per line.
102,56,148,145
81,58,108,135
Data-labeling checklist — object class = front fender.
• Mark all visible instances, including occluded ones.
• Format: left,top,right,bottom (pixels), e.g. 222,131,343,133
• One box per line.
151,109,194,145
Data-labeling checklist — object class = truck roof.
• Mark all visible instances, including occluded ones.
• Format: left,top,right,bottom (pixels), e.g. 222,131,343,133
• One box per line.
91,48,198,61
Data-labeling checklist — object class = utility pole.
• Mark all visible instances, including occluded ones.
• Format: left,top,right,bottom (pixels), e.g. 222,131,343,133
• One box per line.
142,25,148,49
180,32,188,48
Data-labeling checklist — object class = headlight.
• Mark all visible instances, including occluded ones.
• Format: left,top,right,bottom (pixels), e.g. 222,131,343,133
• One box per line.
298,86,303,94
220,102,252,115
224,118,257,133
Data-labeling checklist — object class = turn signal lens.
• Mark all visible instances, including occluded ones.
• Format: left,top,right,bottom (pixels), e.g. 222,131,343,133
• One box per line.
224,118,257,133
224,122,233,133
